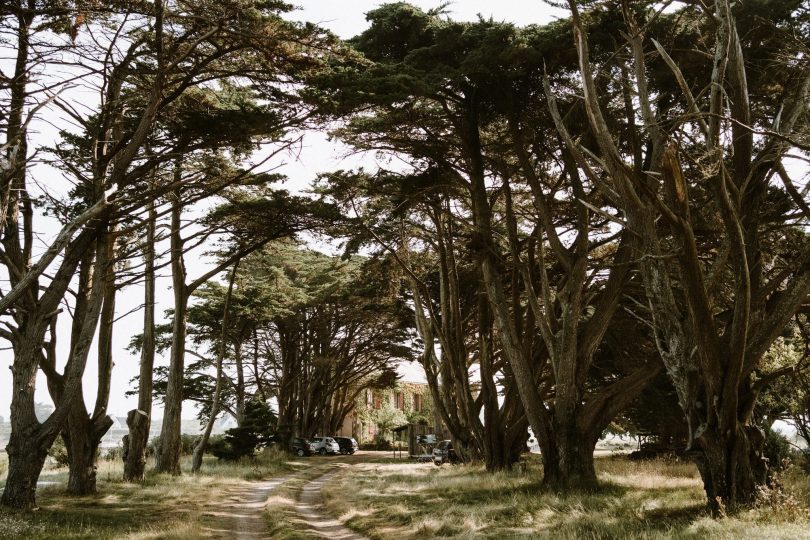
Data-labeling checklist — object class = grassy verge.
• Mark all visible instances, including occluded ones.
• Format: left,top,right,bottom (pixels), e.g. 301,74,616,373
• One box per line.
263,453,400,540
263,464,336,540
0,447,298,540
321,455,810,539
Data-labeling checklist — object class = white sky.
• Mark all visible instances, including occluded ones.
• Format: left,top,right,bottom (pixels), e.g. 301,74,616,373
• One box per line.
0,1,564,423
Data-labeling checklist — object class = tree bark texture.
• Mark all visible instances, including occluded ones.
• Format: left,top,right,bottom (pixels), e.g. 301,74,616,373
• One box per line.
123,409,150,481
560,0,810,509
155,191,187,475
192,262,238,472
3,228,107,508
124,197,156,481
64,229,117,495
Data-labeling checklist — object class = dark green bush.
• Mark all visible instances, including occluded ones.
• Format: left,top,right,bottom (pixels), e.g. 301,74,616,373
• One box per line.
209,400,276,461
359,440,392,451
148,433,199,456
764,427,794,472
104,446,123,461
47,436,69,467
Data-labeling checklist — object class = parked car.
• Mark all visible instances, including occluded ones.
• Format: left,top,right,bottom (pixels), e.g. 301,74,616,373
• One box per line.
291,437,316,457
433,440,459,466
333,436,359,455
310,436,341,455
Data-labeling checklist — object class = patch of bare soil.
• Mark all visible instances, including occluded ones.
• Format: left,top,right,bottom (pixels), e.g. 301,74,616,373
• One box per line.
296,465,368,540
202,474,295,539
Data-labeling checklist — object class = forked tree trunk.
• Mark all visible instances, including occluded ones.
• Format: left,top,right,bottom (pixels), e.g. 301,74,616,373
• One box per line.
64,410,113,495
3,231,106,508
65,230,116,495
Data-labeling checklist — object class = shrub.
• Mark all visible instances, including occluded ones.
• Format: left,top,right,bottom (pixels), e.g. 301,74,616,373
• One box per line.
47,436,69,467
799,449,810,474
148,433,200,457
104,446,124,461
764,427,794,472
359,440,393,451
209,400,276,461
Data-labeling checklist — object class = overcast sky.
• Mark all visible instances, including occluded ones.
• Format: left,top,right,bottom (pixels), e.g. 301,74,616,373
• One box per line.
0,1,565,423
287,1,564,38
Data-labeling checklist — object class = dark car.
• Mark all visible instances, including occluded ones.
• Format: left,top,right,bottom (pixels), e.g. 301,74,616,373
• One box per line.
333,436,359,455
291,437,316,457
432,440,460,466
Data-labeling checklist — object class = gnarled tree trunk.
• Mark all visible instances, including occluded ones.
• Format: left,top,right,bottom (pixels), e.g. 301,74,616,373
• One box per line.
693,425,767,511
540,434,598,491
2,433,49,510
64,229,117,495
64,410,114,495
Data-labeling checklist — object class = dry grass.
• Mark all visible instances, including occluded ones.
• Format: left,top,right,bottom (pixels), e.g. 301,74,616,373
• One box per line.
262,464,336,539
3,450,809,539
0,447,298,539
262,453,396,539
321,455,810,539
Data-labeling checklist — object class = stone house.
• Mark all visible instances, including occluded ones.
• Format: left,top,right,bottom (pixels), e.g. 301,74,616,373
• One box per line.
334,381,433,443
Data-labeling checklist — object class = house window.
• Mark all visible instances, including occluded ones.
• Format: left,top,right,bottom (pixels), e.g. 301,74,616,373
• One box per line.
373,394,381,410
395,392,404,410
413,394,421,411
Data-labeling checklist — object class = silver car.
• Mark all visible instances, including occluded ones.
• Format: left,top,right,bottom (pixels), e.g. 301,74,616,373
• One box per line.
310,436,340,455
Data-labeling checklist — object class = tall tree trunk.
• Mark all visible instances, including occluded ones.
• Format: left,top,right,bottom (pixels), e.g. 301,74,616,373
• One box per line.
155,190,187,475
192,262,238,472
234,340,246,425
65,228,116,495
478,290,525,471
124,197,156,481
0,6,42,510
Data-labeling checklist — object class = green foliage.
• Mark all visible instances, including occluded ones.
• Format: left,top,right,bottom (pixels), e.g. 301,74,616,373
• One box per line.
209,400,277,460
763,428,794,472
367,401,408,445
148,434,199,457
47,437,69,467
103,446,124,462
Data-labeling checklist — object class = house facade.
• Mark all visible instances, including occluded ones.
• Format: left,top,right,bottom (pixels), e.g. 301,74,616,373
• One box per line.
335,381,434,443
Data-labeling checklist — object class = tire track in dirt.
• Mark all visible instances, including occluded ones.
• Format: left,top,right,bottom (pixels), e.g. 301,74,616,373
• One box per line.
296,465,368,540
202,473,295,539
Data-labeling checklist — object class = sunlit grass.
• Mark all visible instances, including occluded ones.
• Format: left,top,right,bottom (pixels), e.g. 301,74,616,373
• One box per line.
263,453,398,540
321,455,810,539
0,447,298,539
3,450,809,539
263,465,335,540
